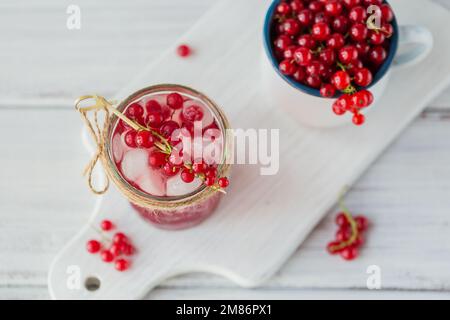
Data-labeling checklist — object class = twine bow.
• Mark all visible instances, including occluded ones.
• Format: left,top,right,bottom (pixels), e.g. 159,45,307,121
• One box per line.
75,95,116,195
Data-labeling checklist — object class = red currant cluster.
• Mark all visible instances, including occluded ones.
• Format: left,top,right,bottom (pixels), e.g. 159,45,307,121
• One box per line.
119,93,230,192
86,220,135,272
327,211,369,261
272,0,395,125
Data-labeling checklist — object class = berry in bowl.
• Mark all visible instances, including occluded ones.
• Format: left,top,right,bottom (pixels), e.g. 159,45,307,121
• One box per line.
263,0,432,127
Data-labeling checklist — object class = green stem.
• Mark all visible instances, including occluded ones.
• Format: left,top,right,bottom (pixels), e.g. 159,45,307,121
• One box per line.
330,188,359,252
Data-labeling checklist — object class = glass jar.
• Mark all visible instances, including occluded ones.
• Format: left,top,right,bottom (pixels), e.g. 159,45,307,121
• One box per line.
104,84,232,230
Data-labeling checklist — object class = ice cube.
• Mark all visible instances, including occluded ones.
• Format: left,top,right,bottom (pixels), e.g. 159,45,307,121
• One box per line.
112,134,124,163
120,149,149,181
166,173,203,197
137,170,166,197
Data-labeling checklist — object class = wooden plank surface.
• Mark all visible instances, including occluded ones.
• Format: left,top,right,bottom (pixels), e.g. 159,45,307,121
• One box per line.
2,0,450,299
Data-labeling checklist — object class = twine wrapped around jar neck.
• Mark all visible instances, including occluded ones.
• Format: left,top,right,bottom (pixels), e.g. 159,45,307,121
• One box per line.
75,87,232,209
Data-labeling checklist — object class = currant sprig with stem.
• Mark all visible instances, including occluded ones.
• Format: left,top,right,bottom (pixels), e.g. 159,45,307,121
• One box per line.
328,189,359,253
183,163,227,194
114,108,172,155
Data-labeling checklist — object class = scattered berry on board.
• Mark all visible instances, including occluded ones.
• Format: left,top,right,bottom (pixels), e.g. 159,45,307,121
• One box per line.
177,44,192,58
86,219,134,272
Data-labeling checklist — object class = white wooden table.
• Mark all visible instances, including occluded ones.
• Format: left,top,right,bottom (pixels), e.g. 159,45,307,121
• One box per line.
2,0,450,300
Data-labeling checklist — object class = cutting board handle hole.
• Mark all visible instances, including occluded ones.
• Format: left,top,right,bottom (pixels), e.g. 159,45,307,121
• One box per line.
85,276,101,291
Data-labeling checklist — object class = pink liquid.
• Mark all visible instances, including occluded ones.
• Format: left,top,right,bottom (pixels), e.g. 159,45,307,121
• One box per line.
110,90,224,230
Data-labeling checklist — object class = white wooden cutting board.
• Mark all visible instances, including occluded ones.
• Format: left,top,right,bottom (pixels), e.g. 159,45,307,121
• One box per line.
48,0,450,299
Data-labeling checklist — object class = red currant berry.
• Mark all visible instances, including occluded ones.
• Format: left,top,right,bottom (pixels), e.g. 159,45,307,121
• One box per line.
314,12,331,25
135,131,155,149
294,47,313,66
320,84,336,98
279,59,298,76
327,33,345,49
183,105,204,122
274,35,292,51
113,232,127,244
336,228,351,242
306,60,326,77
324,0,343,17
382,23,394,38
86,240,101,254
346,60,364,75
177,44,191,58
335,212,350,227
381,4,394,22
192,162,207,174
354,68,373,87
319,48,336,66
331,71,351,90
309,1,323,13
349,6,367,23
369,46,387,65
283,46,297,59
146,111,163,128
148,151,167,168
205,167,218,178
355,42,371,57
311,22,331,41
110,243,122,257
352,113,366,126
363,0,383,6
297,34,316,49
290,0,304,13
283,18,300,36
321,66,335,79
297,9,314,26
145,100,162,113
370,30,386,45
124,130,137,148
332,102,347,116
305,75,322,88
100,220,114,231
115,259,130,272
276,2,291,15
340,246,358,260
332,15,349,33
293,68,306,82
125,103,144,118
205,176,216,187
361,90,374,105
121,244,135,256
353,234,365,247
339,45,358,64
218,177,230,189
350,23,368,42
101,250,114,263
327,241,342,255
159,120,180,139
343,0,361,8
163,162,180,177
355,215,369,231
335,94,352,111
181,169,195,183
166,93,184,110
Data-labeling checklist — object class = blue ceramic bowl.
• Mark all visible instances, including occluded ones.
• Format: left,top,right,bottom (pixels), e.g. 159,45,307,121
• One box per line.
263,0,399,98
